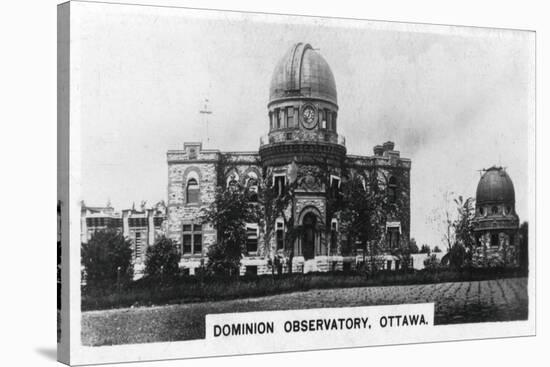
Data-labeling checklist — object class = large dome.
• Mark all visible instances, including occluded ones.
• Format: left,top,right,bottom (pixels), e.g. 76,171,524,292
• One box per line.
269,43,337,106
476,166,516,205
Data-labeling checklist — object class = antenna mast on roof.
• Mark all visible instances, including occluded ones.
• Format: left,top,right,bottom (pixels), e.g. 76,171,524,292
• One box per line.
199,98,213,144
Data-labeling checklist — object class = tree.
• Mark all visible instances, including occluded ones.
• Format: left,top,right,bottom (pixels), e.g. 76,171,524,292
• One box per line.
260,160,307,275
432,246,442,253
428,190,456,252
419,244,431,254
81,226,133,290
339,169,407,274
144,236,181,280
452,196,475,248
447,243,466,270
429,192,475,268
448,195,475,269
202,184,261,278
409,238,419,254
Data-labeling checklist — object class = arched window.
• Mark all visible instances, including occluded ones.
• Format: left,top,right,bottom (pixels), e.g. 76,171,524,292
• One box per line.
388,176,397,203
302,212,317,260
228,179,239,192
246,175,259,202
226,172,240,192
186,178,199,204
358,175,367,192
330,175,341,199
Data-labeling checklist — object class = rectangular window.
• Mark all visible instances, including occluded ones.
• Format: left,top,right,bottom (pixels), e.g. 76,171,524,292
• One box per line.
182,234,192,254
193,234,202,254
387,260,392,270
326,109,333,130
387,228,400,249
129,217,148,227
182,224,203,255
276,221,284,250
276,108,283,129
246,225,258,254
330,220,338,252
287,107,294,127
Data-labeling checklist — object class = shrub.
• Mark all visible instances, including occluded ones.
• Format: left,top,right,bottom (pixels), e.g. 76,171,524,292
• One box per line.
448,243,469,270
423,254,441,271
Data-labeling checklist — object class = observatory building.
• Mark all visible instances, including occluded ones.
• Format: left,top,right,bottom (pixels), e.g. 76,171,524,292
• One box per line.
166,43,411,275
472,166,520,267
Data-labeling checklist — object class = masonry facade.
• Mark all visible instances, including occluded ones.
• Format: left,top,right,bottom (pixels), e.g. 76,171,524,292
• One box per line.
167,42,411,275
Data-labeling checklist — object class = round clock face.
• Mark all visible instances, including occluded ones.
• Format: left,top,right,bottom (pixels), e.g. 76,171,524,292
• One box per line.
301,105,317,129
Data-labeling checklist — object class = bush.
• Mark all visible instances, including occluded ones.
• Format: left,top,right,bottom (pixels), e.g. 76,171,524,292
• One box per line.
424,254,441,271
144,236,181,280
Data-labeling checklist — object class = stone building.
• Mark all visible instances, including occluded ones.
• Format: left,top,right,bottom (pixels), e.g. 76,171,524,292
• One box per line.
81,201,167,276
166,42,411,275
472,166,520,267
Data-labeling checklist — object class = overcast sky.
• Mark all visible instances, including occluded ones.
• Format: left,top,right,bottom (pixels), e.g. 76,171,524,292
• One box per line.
75,2,534,248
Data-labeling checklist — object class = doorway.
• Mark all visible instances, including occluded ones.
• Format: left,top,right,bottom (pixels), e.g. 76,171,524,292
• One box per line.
302,212,317,260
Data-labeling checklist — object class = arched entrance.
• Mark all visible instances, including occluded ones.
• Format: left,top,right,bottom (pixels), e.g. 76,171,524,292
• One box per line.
302,212,317,260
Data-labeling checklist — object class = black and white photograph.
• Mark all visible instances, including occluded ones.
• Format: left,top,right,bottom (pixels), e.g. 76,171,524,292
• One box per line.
55,1,536,364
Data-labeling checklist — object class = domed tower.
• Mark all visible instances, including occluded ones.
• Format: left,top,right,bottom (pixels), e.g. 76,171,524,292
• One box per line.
471,166,520,268
259,43,347,272
259,42,346,167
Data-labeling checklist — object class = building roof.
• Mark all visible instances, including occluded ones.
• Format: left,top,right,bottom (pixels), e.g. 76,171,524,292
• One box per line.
269,43,337,106
476,166,516,205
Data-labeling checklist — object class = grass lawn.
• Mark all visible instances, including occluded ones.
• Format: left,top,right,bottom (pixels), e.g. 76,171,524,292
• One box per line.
82,277,528,346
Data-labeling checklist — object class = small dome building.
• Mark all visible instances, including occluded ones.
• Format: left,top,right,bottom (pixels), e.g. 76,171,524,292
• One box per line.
471,166,520,267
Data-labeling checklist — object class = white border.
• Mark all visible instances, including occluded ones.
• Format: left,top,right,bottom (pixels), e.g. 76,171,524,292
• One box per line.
65,2,536,365
3,1,545,367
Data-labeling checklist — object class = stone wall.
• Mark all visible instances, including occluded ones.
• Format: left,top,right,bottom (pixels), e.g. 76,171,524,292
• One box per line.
166,161,217,245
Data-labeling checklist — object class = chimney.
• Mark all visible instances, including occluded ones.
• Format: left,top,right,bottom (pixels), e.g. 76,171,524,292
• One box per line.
383,141,395,152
